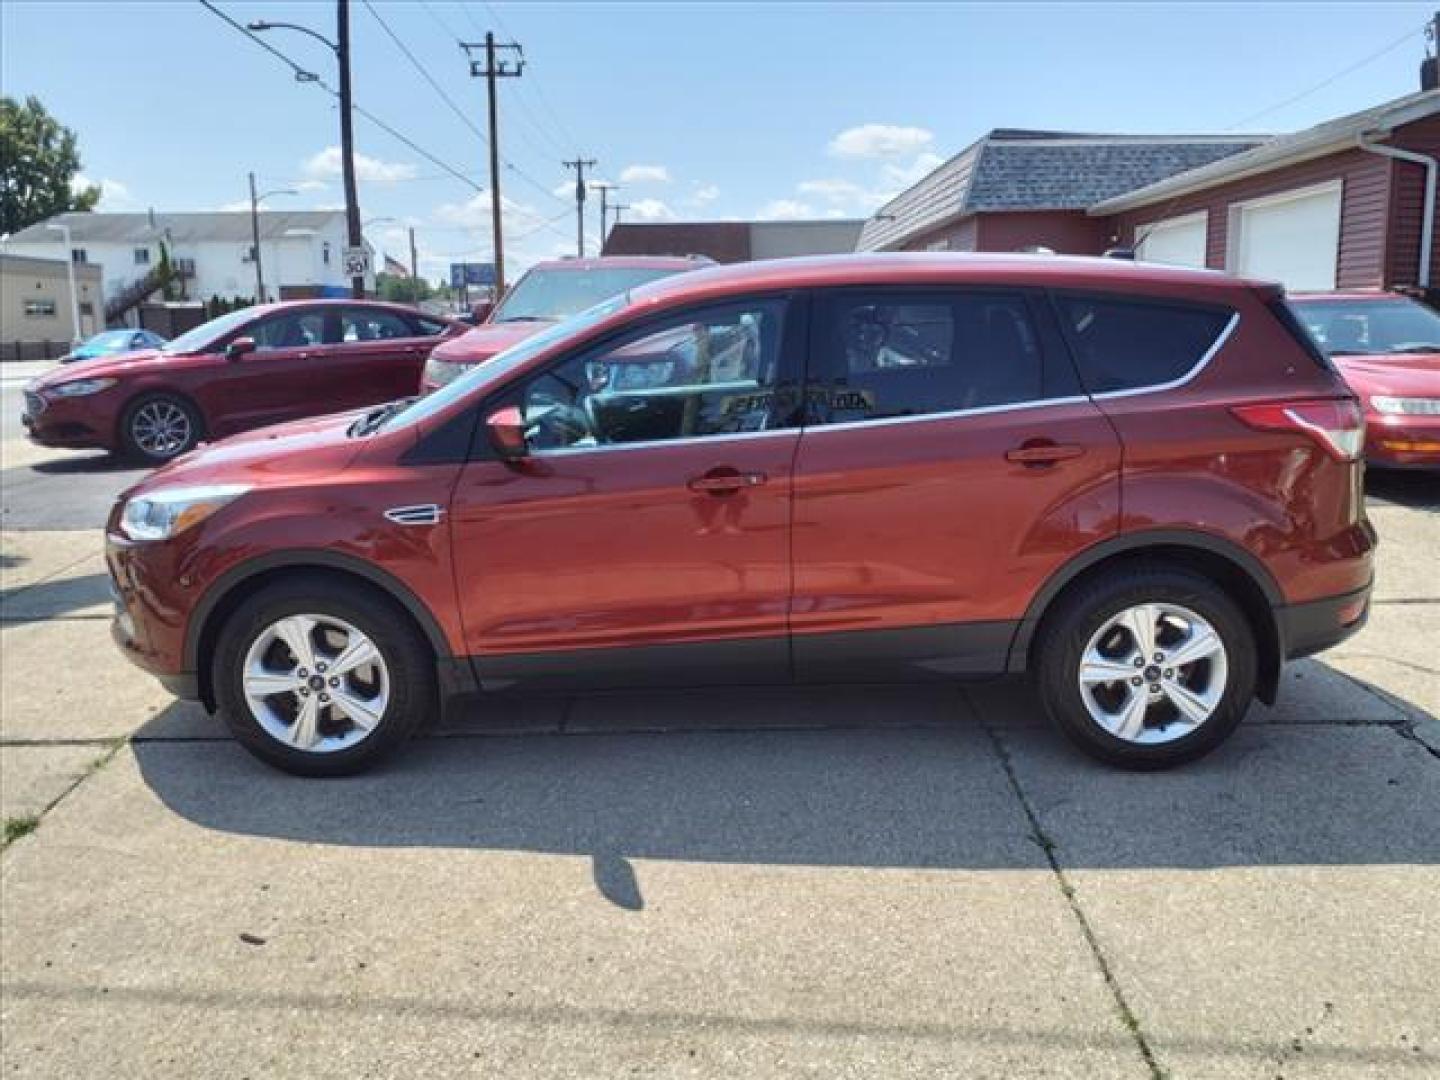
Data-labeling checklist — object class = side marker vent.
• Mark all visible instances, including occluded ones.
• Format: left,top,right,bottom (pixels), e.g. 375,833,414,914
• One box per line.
384,504,444,526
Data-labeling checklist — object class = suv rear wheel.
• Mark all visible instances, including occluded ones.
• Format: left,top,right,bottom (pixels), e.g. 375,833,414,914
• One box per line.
1034,567,1257,769
212,580,435,776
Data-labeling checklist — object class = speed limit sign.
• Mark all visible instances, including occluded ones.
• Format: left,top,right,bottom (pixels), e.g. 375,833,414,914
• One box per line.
342,246,371,277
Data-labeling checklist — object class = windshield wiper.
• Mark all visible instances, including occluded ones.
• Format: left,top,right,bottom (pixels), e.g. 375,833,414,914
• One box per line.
350,398,415,437
1386,344,1440,355
496,315,547,323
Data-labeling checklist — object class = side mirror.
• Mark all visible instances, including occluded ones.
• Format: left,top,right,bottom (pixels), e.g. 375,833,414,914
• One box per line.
470,300,495,324
485,405,528,460
225,336,257,360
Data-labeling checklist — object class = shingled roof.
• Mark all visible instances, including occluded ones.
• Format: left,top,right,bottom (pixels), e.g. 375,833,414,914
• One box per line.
857,131,1265,251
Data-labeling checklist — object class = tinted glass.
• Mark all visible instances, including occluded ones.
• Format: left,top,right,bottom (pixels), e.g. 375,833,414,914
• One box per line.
809,291,1050,423
1291,297,1440,357
1055,295,1231,394
520,300,786,451
340,307,414,342
412,317,450,337
251,311,327,350
494,265,683,323
162,308,257,355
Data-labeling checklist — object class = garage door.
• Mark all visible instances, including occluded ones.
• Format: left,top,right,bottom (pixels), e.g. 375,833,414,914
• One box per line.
1135,212,1207,268
1231,182,1342,291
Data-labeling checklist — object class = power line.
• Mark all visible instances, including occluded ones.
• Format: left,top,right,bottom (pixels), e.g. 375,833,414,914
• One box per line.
457,0,579,156
360,0,486,143
1226,22,1429,131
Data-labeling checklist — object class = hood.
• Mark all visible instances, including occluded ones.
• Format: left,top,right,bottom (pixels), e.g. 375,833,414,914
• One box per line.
1333,352,1440,399
33,348,169,386
430,320,552,364
124,409,371,500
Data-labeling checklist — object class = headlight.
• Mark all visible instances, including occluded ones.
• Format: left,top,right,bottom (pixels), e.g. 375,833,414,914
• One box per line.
48,377,117,398
120,483,250,541
1371,396,1440,416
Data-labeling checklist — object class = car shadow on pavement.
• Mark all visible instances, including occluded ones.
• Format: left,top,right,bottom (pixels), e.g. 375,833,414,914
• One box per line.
0,571,110,624
130,672,1440,907
1366,469,1439,510
27,452,143,475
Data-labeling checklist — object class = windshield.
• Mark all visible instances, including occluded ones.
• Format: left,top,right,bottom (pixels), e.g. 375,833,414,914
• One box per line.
492,265,680,323
1292,297,1440,357
161,307,258,355
82,330,139,353
377,295,628,433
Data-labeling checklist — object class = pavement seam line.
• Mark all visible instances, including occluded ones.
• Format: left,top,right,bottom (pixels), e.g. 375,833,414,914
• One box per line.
1321,663,1440,761
0,546,100,600
980,717,1167,1080
0,735,127,854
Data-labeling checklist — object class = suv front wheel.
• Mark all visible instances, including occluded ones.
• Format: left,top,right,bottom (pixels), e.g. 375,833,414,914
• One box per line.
212,580,435,776
1034,567,1257,769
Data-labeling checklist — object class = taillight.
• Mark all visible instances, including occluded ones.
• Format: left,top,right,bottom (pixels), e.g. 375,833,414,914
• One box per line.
1231,398,1365,462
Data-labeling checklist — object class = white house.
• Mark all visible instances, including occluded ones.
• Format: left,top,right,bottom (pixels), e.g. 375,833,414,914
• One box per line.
3,210,375,325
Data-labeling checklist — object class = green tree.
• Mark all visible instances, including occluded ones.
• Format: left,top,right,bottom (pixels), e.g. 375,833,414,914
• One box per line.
0,96,101,235
376,272,433,305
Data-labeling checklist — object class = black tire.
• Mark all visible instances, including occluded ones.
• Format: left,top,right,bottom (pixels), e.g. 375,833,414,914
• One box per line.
119,392,204,464
212,579,436,777
1033,566,1257,770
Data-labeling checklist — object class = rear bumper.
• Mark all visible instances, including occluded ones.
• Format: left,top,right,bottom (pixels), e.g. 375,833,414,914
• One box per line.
1278,584,1371,661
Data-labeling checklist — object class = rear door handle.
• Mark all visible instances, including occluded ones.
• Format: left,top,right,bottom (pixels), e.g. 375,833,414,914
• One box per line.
1005,442,1085,465
687,469,768,494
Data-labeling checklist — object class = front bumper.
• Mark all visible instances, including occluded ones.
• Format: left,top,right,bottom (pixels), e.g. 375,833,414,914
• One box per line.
1279,584,1371,661
106,530,201,701
22,391,115,450
1366,412,1440,470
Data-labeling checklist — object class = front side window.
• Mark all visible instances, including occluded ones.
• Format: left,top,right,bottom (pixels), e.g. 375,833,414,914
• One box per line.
808,290,1056,424
1055,294,1232,394
339,307,414,342
518,300,787,452
250,311,328,350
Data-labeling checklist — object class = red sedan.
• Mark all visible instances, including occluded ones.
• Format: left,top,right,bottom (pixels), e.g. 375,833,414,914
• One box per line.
1290,292,1440,470
23,300,464,464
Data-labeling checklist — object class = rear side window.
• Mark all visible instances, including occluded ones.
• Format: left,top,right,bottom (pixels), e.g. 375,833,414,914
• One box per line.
1054,295,1233,394
809,290,1070,424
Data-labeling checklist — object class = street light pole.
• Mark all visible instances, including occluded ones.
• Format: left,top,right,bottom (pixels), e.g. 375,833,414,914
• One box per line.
45,220,81,344
248,176,297,303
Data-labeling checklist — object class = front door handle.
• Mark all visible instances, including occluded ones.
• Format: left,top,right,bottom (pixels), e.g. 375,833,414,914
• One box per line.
687,468,768,495
1005,441,1085,466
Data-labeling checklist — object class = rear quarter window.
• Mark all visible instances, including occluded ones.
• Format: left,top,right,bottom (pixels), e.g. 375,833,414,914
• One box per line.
1053,294,1234,395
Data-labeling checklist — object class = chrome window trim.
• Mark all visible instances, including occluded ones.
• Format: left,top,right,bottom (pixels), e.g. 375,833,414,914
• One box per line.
1088,310,1239,401
529,426,797,458
798,393,1093,436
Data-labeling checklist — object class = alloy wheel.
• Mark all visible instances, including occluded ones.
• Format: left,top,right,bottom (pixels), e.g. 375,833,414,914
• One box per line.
1077,602,1229,745
241,614,390,753
131,400,192,458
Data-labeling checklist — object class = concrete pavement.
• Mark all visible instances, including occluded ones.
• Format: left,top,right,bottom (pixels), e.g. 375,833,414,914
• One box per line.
1,421,1436,1076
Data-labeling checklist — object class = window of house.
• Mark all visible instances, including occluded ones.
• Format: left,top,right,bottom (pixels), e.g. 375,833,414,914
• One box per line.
322,242,332,266
518,300,787,451
339,308,414,342
23,299,58,317
134,247,150,266
1053,294,1233,394
71,249,87,264
79,302,95,317
808,291,1061,423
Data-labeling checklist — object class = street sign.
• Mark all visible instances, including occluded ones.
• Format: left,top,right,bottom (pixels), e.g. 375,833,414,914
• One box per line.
342,246,372,278
450,262,497,288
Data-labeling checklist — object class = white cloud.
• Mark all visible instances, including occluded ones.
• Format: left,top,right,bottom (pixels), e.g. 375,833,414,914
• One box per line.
756,199,814,221
294,179,329,193
303,146,417,185
882,151,945,188
628,198,675,222
828,123,934,160
687,184,720,207
798,178,865,201
619,164,670,184
434,190,538,229
216,199,252,213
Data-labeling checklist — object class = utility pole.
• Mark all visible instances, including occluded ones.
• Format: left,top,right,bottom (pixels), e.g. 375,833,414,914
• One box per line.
409,227,419,281
563,157,597,256
336,0,364,297
610,202,630,228
593,183,617,250
248,172,265,303
463,33,524,293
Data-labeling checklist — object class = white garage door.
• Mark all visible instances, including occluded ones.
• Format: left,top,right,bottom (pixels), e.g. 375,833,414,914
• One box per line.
1135,212,1207,268
1231,181,1342,291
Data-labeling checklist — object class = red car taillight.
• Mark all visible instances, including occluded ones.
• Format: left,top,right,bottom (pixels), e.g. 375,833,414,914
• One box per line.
1231,398,1365,462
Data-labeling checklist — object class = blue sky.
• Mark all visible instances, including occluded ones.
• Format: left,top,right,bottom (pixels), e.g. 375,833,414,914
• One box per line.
2,1,1435,280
